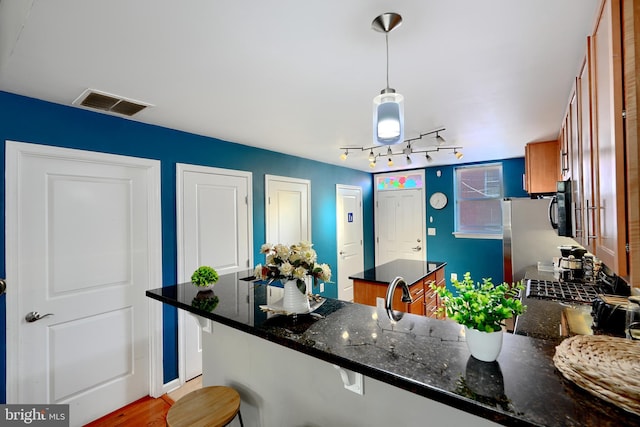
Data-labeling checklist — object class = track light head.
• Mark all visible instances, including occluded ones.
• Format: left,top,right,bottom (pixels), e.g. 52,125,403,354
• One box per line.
435,132,446,145
340,150,348,161
425,153,433,162
454,149,463,159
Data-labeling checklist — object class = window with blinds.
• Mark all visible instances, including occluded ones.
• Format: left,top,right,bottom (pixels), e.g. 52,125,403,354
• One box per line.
454,163,503,236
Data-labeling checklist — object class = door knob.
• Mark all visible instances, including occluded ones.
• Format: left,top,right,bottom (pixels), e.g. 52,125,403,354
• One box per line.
0,278,5,296
25,312,54,323
411,246,422,251
339,251,345,255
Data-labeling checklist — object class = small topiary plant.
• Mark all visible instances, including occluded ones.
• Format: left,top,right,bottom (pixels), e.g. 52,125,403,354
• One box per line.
191,266,219,287
431,272,526,332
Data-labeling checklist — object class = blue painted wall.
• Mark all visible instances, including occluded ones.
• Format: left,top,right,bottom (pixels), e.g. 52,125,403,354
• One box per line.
0,91,374,400
0,90,528,402
425,158,529,289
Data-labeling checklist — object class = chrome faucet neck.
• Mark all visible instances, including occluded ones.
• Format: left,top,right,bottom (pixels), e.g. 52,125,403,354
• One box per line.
385,276,412,323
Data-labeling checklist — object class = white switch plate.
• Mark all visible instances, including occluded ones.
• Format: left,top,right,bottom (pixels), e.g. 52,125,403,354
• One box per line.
451,273,458,281
428,227,436,236
320,282,325,293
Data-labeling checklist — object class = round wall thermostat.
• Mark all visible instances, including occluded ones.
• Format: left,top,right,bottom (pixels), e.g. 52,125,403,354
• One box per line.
429,192,448,210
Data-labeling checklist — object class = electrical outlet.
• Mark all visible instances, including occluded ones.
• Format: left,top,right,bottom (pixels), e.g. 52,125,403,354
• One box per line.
450,273,458,281
428,227,436,236
320,282,325,293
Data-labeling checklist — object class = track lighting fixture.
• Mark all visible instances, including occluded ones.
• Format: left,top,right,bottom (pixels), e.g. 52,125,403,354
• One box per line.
372,13,404,145
339,127,463,168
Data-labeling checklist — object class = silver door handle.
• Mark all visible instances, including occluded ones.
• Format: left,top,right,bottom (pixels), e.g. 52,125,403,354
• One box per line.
25,312,54,323
411,246,422,251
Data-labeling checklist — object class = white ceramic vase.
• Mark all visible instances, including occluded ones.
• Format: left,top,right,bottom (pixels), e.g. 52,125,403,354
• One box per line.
282,279,310,314
464,326,503,362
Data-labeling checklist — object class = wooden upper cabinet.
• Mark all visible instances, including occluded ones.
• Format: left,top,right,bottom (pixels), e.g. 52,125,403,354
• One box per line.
578,40,596,253
568,90,584,242
591,0,627,276
525,140,560,194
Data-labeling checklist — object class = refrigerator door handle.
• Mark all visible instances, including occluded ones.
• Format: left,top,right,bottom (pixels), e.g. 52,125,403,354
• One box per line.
548,196,558,230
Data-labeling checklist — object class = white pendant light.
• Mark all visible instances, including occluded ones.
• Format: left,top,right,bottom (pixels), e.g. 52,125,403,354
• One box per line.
372,13,404,145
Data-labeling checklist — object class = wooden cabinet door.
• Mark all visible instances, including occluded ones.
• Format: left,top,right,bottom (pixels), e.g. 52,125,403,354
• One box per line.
578,40,596,253
591,0,627,276
525,140,560,194
568,89,585,243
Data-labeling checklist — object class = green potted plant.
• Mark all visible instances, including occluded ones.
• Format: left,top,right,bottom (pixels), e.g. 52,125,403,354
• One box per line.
431,272,526,362
191,266,219,290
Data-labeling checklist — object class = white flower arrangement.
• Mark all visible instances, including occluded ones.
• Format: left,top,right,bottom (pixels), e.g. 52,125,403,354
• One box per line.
254,241,332,294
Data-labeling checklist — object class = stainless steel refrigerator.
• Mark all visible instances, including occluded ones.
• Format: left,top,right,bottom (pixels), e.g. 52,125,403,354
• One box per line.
503,198,578,283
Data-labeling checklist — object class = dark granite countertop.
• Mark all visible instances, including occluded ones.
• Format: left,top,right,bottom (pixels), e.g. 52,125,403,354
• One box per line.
348,259,446,285
147,270,640,427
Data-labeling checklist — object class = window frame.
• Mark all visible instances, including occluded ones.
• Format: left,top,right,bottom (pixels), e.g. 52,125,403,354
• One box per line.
453,163,504,239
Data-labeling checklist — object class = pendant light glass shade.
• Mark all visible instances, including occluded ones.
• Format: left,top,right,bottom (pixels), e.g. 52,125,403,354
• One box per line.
373,90,404,145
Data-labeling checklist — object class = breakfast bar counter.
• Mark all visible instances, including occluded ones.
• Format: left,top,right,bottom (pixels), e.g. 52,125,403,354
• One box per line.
147,270,640,426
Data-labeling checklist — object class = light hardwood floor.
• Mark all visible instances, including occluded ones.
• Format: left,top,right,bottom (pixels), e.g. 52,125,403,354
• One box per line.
167,375,203,402
83,376,202,426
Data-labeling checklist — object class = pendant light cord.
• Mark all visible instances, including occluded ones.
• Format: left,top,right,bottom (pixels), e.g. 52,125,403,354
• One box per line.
385,33,390,90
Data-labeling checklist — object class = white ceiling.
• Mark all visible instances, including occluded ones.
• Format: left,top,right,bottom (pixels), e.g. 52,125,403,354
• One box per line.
0,0,600,172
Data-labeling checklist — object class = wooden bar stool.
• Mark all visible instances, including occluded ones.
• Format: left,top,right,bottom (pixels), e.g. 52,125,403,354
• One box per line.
166,385,244,427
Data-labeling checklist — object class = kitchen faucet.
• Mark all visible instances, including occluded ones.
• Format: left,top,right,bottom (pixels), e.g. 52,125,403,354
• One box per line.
385,276,412,323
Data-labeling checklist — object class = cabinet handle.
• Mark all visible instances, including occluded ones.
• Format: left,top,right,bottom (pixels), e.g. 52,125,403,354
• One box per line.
574,206,583,238
585,199,598,241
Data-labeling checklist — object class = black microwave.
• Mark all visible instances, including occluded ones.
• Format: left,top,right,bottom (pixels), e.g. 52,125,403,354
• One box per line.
549,180,573,237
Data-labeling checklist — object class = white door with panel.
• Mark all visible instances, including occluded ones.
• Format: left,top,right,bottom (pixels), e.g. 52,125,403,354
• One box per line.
5,141,161,426
176,164,252,382
265,175,311,302
375,172,426,266
336,185,364,302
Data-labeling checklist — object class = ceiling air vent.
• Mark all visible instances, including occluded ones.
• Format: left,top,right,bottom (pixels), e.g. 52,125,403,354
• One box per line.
73,89,152,116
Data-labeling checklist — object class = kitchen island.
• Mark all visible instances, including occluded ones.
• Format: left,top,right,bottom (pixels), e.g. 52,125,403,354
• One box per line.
350,259,446,317
147,271,640,427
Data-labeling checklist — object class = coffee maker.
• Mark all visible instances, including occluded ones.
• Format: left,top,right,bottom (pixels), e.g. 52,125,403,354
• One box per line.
558,246,586,281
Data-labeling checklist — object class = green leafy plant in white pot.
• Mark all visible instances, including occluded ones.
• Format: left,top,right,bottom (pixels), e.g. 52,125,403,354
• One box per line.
431,272,526,362
191,266,219,290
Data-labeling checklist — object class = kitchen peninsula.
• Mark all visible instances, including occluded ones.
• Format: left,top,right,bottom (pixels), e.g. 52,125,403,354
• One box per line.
350,259,446,317
147,271,639,426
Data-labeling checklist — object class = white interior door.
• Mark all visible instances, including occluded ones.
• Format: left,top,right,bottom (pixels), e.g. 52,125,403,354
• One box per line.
265,175,310,246
375,183,426,266
265,175,310,303
336,185,364,302
176,164,252,382
5,141,161,426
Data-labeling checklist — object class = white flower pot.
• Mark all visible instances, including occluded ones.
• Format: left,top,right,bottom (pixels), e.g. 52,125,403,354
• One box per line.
464,326,503,362
282,279,310,314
